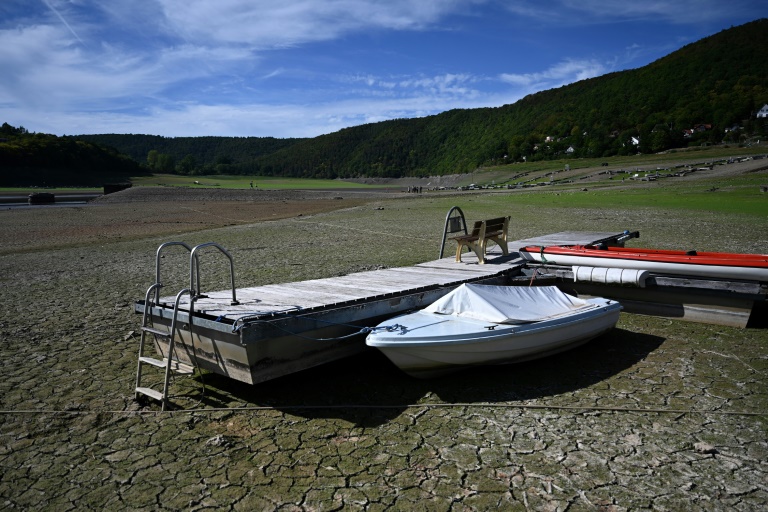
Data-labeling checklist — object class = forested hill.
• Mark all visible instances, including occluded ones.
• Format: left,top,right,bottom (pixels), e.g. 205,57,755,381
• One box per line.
70,18,768,178
75,134,301,175
0,123,145,187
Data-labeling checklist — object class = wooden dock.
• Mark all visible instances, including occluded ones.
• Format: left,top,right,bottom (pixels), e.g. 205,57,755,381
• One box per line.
135,227,766,394
135,231,629,385
163,231,636,316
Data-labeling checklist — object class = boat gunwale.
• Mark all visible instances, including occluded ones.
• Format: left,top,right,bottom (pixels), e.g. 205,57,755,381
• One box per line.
520,245,768,269
366,300,621,348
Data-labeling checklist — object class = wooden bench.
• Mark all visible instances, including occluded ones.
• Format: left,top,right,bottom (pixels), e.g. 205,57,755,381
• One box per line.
451,216,510,264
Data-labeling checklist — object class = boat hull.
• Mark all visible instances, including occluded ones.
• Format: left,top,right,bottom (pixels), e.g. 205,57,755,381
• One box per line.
366,297,621,378
519,245,768,282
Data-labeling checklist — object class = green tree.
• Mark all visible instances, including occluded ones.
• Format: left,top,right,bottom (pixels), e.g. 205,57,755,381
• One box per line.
156,153,175,173
147,149,159,169
177,154,197,175
649,128,672,153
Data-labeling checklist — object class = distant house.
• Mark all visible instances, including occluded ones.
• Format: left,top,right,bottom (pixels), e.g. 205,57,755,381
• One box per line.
683,124,712,138
757,104,768,118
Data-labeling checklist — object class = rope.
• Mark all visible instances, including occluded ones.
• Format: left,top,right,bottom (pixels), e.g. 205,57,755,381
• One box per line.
229,308,405,340
528,268,538,286
538,245,551,264
232,320,404,341
228,307,303,332
0,403,764,416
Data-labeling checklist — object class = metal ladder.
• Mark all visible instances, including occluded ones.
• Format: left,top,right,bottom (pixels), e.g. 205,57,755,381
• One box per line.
134,242,239,410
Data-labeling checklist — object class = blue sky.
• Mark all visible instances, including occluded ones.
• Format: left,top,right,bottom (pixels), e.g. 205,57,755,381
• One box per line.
1,1,765,138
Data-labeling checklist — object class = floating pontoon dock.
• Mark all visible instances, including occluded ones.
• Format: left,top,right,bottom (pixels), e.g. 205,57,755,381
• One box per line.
514,234,767,328
134,229,766,408
134,231,631,392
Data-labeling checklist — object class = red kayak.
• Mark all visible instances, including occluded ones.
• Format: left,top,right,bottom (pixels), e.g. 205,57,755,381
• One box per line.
518,245,768,281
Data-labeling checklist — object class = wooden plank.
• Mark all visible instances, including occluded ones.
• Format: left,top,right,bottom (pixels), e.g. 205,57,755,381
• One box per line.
420,251,523,268
189,287,328,314
385,267,507,285
328,271,445,288
163,231,628,318
263,282,369,301
245,284,346,306
509,231,629,249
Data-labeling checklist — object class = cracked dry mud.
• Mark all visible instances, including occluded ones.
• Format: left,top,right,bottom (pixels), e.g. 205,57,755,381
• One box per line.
1,183,767,510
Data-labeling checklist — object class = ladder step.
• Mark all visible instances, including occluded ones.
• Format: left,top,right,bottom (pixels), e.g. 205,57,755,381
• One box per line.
139,356,195,374
142,326,172,338
135,387,164,401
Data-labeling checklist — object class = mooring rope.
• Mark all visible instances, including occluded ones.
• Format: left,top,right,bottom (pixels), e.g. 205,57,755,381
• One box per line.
231,318,404,341
0,403,765,416
537,245,551,264
228,309,405,340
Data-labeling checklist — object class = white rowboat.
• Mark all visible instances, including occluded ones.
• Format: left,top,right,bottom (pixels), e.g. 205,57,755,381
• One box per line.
366,284,622,378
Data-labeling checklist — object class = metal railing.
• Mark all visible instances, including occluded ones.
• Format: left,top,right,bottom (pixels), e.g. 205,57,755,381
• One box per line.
438,206,468,259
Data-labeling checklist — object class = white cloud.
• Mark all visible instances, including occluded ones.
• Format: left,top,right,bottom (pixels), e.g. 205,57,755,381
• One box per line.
502,0,754,25
5,88,503,138
345,72,482,101
2,0,762,138
156,0,481,47
563,0,745,23
499,59,606,89
0,19,254,112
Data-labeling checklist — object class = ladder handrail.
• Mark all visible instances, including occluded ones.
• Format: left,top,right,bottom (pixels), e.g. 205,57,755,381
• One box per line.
136,241,237,410
439,206,468,259
136,285,195,410
135,282,164,397
159,287,194,411
189,242,240,305
153,242,200,305
142,282,163,314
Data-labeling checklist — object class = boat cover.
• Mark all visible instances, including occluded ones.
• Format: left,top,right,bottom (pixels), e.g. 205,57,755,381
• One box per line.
424,284,590,324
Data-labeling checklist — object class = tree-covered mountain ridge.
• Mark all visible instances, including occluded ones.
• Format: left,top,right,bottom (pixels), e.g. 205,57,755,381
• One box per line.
0,123,146,187
43,19,768,179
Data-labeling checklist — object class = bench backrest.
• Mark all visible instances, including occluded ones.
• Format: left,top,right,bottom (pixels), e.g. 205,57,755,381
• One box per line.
468,220,484,236
468,216,509,239
484,217,508,233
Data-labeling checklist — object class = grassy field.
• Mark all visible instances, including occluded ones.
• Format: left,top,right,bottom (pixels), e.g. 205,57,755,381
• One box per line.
129,174,392,190
3,143,766,196
0,175,385,194
477,144,768,175
503,176,768,215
